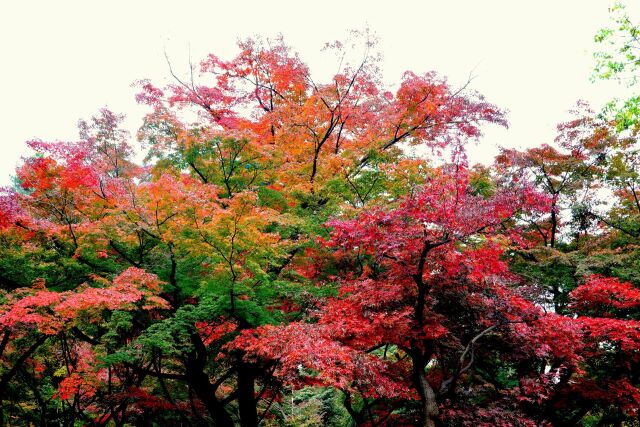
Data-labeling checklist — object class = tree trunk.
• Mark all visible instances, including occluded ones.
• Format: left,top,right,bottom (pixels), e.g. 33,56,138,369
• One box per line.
411,351,439,427
237,359,258,427
186,334,234,427
550,204,558,248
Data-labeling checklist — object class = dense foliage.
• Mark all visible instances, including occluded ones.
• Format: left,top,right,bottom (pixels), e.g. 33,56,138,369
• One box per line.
1,17,640,426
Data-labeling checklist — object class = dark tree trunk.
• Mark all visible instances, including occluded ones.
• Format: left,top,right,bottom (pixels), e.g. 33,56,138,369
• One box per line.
550,204,558,248
185,334,234,427
237,359,258,427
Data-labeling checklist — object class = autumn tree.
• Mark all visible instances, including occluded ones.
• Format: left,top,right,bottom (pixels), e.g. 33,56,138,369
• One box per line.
0,33,509,426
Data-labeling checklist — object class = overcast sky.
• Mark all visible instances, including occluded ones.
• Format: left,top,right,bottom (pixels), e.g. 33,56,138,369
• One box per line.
0,0,630,185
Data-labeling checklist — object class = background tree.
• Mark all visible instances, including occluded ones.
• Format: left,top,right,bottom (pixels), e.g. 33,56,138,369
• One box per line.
594,1,640,130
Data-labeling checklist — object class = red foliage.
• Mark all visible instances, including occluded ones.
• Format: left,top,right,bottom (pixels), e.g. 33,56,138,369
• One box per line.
579,317,640,360
0,268,168,335
196,318,237,346
233,323,412,399
570,275,640,315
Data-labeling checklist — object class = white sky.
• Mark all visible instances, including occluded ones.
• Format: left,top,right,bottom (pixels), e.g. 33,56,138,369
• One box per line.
0,0,630,185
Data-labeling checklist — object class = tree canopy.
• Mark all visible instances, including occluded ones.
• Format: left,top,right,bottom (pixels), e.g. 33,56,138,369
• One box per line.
1,17,640,427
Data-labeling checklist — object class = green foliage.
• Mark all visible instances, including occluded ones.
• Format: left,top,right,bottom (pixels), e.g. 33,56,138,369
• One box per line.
593,2,640,129
265,388,352,427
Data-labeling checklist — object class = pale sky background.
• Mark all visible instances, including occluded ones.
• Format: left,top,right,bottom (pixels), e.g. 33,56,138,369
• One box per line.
0,0,631,185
